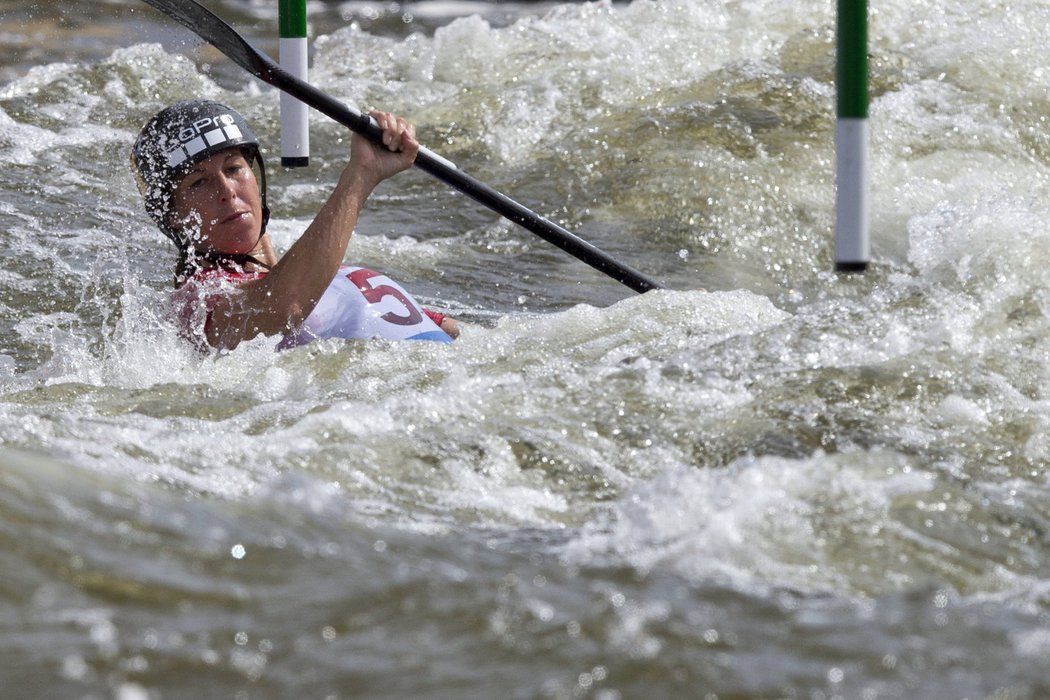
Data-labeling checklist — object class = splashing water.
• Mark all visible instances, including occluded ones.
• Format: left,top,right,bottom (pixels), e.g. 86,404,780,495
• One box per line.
2,0,1050,697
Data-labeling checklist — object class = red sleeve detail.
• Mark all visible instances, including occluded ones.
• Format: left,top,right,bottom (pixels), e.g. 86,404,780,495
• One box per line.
172,269,263,351
424,308,446,327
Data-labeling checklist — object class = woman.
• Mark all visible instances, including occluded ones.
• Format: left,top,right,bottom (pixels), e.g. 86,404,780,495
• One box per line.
131,100,459,351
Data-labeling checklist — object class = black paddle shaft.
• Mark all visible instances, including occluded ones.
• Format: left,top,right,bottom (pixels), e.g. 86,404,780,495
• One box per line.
139,0,665,293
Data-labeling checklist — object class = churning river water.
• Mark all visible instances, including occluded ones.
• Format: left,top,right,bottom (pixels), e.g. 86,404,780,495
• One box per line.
3,0,1050,697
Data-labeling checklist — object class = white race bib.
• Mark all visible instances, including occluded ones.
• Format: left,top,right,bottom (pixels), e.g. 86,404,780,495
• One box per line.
279,266,452,348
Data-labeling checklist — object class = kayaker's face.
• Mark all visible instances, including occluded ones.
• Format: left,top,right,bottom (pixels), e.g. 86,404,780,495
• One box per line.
170,148,263,255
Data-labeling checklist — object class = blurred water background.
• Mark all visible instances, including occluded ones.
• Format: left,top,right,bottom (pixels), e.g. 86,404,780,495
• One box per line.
2,0,1050,697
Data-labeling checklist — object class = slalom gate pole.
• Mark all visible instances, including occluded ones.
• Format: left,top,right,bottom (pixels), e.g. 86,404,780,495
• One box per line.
279,0,310,167
835,0,870,272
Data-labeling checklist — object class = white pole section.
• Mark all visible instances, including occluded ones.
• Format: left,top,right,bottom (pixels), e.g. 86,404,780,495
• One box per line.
279,0,309,167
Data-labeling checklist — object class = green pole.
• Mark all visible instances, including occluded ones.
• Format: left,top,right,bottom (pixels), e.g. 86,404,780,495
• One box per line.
837,0,868,120
278,0,306,39
835,0,869,272
279,0,309,167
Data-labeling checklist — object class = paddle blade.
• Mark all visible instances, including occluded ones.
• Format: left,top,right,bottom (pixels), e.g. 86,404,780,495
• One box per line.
140,0,279,82
140,0,380,140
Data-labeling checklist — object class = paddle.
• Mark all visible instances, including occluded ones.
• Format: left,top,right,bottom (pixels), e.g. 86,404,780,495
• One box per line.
138,0,665,293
